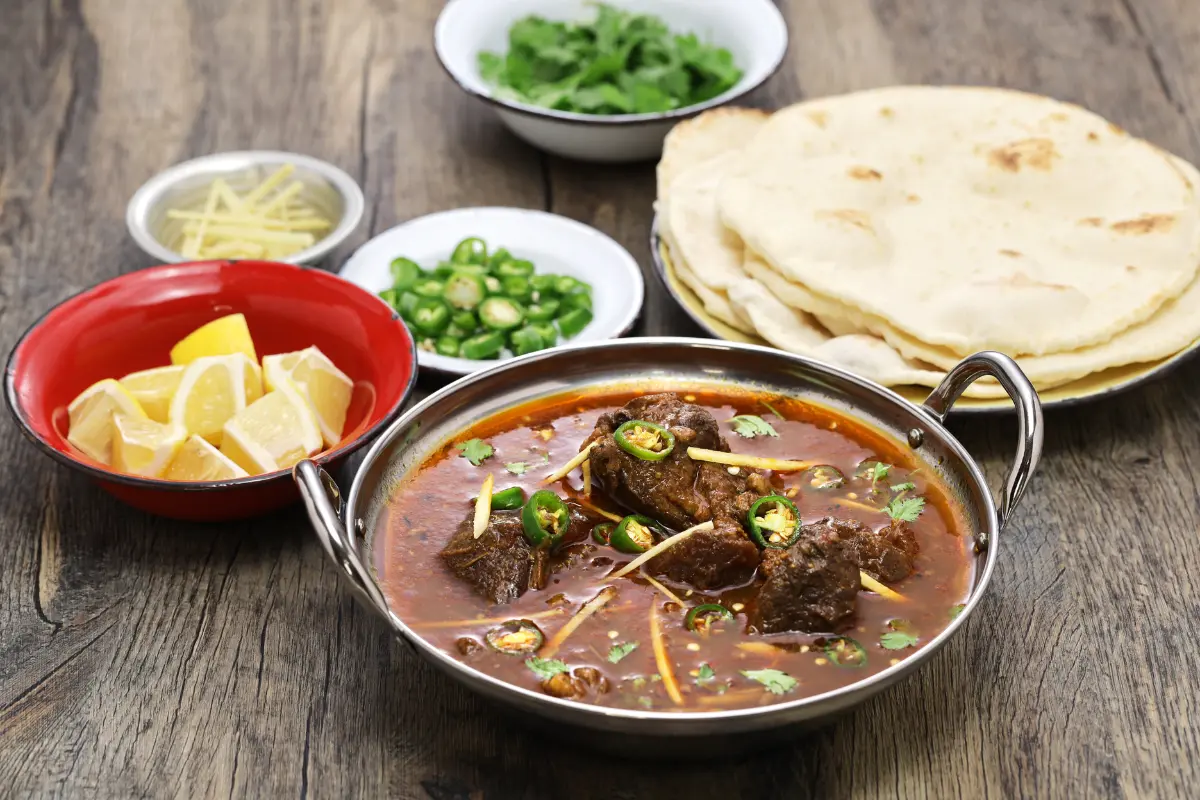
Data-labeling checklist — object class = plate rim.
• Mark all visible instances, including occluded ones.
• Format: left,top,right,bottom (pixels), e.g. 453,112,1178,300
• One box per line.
339,207,646,376
647,214,1200,414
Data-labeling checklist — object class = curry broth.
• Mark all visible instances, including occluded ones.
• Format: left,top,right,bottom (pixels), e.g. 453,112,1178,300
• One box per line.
378,387,972,712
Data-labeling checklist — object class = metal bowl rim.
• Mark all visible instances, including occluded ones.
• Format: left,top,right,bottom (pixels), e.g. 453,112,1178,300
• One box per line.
125,149,365,265
343,336,1001,727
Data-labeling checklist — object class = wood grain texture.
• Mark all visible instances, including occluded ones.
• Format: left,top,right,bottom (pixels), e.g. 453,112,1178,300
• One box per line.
1,0,1198,797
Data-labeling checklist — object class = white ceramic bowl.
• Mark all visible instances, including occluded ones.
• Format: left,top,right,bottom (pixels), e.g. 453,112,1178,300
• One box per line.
126,150,364,265
338,207,645,376
434,0,788,163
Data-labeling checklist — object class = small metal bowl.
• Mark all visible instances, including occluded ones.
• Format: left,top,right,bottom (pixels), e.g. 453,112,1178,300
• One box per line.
125,151,365,265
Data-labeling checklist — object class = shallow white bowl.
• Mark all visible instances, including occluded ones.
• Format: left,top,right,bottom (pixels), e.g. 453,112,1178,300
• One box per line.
126,150,364,265
339,208,645,376
434,0,788,163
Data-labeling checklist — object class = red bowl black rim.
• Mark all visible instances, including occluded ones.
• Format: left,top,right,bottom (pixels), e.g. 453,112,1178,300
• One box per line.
3,262,419,492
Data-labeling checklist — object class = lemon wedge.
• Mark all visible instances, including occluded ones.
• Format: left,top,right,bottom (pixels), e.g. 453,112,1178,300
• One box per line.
112,415,187,477
162,434,249,481
119,365,186,423
67,379,147,465
169,313,258,365
263,346,354,447
220,376,323,474
169,354,263,445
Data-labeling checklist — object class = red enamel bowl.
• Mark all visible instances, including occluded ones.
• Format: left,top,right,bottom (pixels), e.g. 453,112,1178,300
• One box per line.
4,260,417,521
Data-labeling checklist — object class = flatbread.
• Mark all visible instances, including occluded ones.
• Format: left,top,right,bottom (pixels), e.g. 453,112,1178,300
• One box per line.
719,86,1200,357
657,107,771,198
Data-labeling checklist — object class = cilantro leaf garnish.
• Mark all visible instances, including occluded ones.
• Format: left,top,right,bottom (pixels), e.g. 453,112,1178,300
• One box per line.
729,415,778,438
607,641,638,663
456,438,494,466
505,462,528,475
881,619,919,650
637,696,653,709
740,668,797,695
885,495,925,522
869,462,891,483
477,4,743,117
524,656,569,681
891,481,916,493
696,663,715,683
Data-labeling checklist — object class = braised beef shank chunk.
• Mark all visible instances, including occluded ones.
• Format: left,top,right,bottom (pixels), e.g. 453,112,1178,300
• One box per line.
584,393,764,589
754,521,860,634
818,517,919,582
440,502,593,605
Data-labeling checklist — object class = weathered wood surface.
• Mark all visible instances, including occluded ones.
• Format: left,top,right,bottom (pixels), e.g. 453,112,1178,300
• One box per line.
2,0,1199,797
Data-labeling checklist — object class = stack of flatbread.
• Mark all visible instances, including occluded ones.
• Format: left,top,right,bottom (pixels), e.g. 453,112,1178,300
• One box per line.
656,86,1200,399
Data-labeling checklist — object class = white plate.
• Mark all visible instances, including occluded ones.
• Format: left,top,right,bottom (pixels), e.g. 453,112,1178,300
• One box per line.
339,207,645,376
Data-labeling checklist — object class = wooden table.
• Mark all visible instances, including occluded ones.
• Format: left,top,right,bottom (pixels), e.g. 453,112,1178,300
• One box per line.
2,1,1198,797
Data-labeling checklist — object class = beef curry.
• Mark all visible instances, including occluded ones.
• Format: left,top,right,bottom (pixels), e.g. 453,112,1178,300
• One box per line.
378,387,972,712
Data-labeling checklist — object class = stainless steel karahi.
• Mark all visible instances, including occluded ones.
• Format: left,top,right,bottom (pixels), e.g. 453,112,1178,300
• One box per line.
295,338,1043,750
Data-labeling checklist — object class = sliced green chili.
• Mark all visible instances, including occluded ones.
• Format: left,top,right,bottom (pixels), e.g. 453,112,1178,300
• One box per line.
490,486,526,511
461,331,505,360
410,298,450,336
554,275,583,295
479,297,525,331
530,274,558,296
592,522,615,546
389,257,421,291
394,291,420,319
685,604,733,633
614,419,675,461
451,310,478,330
502,276,533,302
557,307,592,338
485,619,544,655
610,515,660,554
509,326,545,357
444,272,487,310
562,291,593,312
521,490,570,549
443,322,470,339
530,321,557,346
434,335,461,357
412,277,445,299
496,258,535,278
484,275,503,295
525,300,560,322
487,247,512,271
747,495,801,549
451,236,488,265
824,637,867,668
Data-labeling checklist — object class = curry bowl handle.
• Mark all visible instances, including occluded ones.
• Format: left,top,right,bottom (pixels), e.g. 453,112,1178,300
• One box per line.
294,459,391,619
920,351,1044,535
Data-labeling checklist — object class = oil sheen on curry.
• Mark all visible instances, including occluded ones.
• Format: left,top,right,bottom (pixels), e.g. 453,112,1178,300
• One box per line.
378,388,971,712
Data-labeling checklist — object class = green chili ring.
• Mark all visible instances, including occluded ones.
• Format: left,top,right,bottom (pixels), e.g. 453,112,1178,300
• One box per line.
489,486,526,511
591,522,615,546
824,636,868,668
685,604,733,633
747,495,802,549
613,419,676,461
485,619,545,655
521,490,570,550
610,515,662,554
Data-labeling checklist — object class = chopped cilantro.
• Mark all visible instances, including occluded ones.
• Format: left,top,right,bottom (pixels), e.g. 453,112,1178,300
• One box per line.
607,641,638,663
881,620,919,650
869,462,891,483
740,668,797,695
637,696,653,709
478,4,743,117
885,495,925,522
524,656,568,681
456,438,493,466
505,461,528,475
891,481,916,493
696,663,715,683
729,415,778,438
